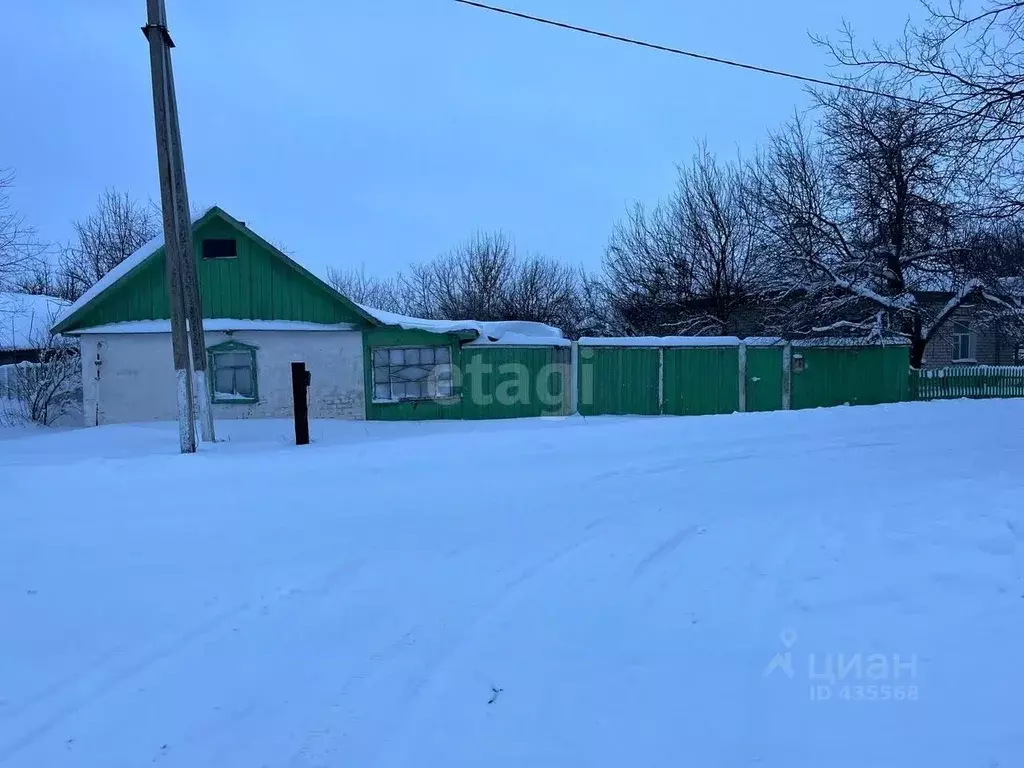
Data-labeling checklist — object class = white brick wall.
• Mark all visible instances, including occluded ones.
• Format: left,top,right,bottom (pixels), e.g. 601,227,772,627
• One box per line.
78,330,366,426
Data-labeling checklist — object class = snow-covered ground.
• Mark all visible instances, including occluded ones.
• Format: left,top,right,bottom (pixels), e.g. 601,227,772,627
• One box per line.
1,402,1023,767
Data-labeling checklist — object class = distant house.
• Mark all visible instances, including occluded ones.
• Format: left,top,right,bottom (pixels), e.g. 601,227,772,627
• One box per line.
677,291,1022,369
0,292,68,365
908,279,1024,367
51,206,565,426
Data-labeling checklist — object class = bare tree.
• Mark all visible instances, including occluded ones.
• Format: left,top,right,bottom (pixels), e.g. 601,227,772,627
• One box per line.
326,265,405,313
326,233,585,335
58,190,159,300
673,147,768,334
13,257,78,301
0,295,80,427
13,258,57,297
600,148,767,336
383,232,585,335
576,270,618,337
502,254,585,335
0,169,45,292
601,201,694,336
751,90,1023,366
405,232,516,320
816,1,1024,215
0,342,80,427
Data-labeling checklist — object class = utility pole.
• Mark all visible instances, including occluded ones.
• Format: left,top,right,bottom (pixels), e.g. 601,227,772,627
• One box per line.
143,0,195,453
162,16,215,443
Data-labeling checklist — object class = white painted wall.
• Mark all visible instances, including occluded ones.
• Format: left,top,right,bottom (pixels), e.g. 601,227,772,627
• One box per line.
78,330,366,426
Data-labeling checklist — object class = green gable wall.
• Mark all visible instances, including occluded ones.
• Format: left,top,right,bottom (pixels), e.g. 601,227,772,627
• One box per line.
56,209,372,332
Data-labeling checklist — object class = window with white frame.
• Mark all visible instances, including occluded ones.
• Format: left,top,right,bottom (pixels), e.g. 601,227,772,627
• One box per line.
952,321,975,362
372,346,453,401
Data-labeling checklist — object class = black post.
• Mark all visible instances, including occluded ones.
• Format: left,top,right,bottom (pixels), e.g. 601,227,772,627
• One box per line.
291,361,310,446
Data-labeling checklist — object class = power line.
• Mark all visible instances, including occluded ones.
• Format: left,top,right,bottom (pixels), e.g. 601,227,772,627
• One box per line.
451,0,972,115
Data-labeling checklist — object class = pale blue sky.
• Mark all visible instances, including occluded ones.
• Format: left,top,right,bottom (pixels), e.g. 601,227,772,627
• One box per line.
2,0,921,278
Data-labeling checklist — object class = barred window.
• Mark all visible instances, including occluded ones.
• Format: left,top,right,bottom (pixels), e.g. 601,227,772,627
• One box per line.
372,346,453,401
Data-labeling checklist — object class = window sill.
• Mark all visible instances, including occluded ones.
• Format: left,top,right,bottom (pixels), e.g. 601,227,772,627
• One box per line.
212,397,259,405
951,359,978,364
372,396,459,405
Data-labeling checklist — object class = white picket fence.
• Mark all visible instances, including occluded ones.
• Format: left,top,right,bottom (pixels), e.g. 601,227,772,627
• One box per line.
910,365,1024,400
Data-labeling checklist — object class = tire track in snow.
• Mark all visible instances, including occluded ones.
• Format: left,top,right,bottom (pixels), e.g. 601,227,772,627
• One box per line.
632,525,699,578
286,504,644,764
363,520,613,768
0,559,363,764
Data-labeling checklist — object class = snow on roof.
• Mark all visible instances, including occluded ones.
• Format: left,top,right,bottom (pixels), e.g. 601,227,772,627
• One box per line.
69,319,359,335
741,337,786,346
997,276,1024,296
579,335,911,348
0,292,69,350
54,206,216,329
791,336,910,347
465,332,570,348
358,304,569,346
902,270,1024,296
579,336,743,347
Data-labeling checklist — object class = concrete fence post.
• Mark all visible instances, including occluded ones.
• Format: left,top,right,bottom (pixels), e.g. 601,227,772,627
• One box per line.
737,342,747,413
782,342,793,410
658,347,665,415
570,341,579,415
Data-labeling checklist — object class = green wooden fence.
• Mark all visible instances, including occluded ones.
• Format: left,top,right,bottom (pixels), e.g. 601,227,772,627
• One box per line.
910,365,1024,400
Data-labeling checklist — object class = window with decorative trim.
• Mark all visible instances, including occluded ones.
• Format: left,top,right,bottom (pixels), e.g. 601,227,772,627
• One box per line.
372,346,453,402
952,321,975,362
208,341,258,403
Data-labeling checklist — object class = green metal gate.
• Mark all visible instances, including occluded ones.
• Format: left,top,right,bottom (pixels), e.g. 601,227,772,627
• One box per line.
461,346,571,419
790,345,909,409
745,346,785,412
662,347,739,415
577,346,660,416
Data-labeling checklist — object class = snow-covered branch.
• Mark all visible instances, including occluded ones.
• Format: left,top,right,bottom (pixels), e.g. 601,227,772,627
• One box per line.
922,278,984,339
806,251,918,312
810,318,881,334
659,313,727,337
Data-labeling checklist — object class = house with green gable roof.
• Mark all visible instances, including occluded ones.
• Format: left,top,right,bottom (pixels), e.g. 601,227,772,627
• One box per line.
52,207,569,425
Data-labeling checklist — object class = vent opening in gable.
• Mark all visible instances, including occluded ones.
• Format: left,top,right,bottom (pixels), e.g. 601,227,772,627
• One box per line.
202,239,237,259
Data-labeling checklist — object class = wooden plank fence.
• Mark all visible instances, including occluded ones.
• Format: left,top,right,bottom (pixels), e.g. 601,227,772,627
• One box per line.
910,365,1024,400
